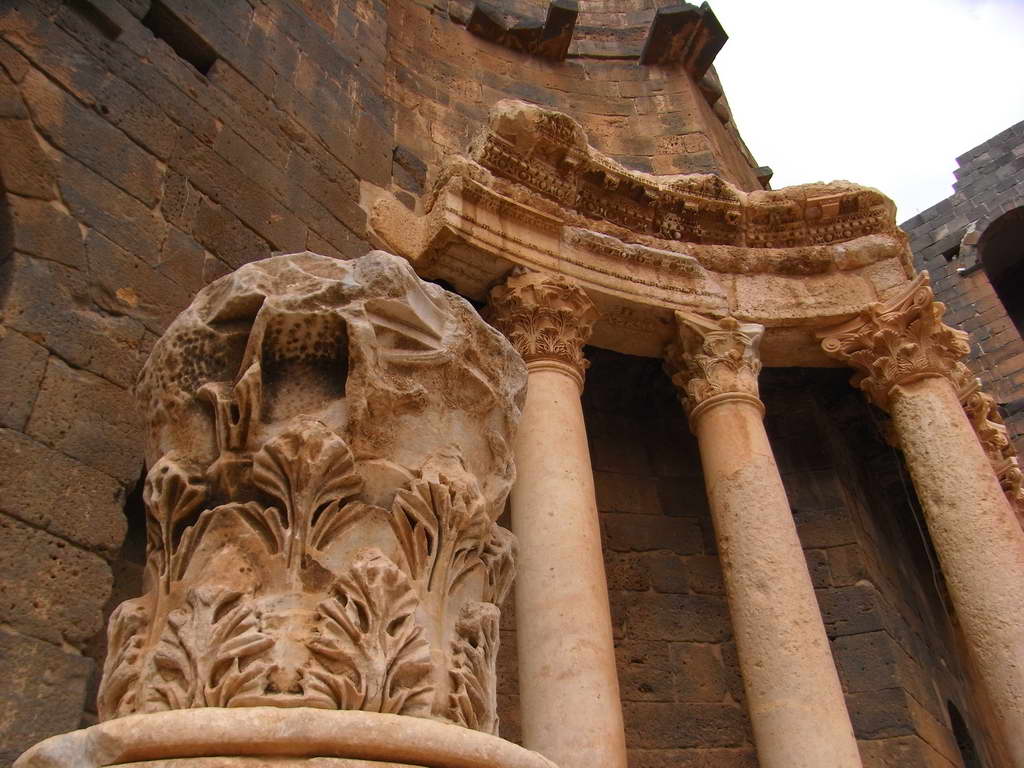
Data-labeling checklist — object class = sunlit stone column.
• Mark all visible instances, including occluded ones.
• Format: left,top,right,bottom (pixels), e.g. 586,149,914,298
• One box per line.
666,313,863,768
490,270,628,768
820,273,1024,764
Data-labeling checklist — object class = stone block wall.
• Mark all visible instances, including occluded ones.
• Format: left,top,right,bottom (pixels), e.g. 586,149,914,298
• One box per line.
0,0,765,759
900,120,1024,453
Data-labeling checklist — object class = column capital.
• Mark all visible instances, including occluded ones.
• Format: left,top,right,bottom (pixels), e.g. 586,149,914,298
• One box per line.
665,312,765,423
961,379,1024,522
818,272,972,411
488,269,598,390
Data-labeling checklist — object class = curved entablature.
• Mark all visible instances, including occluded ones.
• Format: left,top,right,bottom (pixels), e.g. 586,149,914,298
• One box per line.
370,101,916,365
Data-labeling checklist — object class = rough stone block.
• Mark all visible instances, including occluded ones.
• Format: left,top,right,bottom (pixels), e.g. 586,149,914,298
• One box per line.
656,475,711,518
622,701,747,749
684,554,725,595
834,630,902,694
0,514,112,647
595,471,662,515
805,548,831,588
7,194,85,269
644,551,687,593
86,229,191,335
817,584,887,638
846,687,915,740
0,117,56,199
602,512,702,554
57,153,167,263
25,357,144,485
606,551,651,591
0,630,93,767
857,734,960,768
615,640,674,702
193,196,272,270
0,427,126,555
2,254,148,389
671,643,726,702
629,748,758,768
21,67,163,207
0,328,47,431
626,592,730,642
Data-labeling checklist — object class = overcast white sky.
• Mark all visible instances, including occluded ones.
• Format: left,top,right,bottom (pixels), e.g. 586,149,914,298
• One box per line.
710,0,1024,222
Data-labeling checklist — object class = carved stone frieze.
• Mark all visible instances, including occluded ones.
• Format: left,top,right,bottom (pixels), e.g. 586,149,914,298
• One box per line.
818,272,972,411
98,251,527,735
664,312,765,421
474,101,896,250
488,269,598,388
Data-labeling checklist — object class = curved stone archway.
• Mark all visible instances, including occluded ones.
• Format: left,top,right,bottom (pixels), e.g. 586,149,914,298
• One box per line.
978,205,1024,337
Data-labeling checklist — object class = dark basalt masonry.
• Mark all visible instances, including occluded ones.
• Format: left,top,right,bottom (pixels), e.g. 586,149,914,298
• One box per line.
0,1,1015,766
900,120,1024,456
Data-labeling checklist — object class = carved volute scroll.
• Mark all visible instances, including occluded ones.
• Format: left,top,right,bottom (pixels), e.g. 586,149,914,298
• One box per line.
487,269,598,390
817,272,972,411
98,251,527,735
664,312,765,423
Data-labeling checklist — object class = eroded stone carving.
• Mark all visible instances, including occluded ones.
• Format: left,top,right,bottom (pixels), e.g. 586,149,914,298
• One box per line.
664,312,765,420
472,101,896,250
961,380,1024,526
488,269,598,389
818,272,971,411
97,251,527,733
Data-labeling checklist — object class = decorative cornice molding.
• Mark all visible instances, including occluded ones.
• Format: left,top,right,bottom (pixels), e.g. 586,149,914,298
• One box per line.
817,272,971,411
488,269,597,389
665,312,765,423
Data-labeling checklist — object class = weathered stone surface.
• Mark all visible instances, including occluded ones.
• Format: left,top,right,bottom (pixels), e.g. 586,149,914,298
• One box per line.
26,357,144,485
0,514,112,647
7,194,85,269
0,328,47,430
0,428,126,554
93,250,526,751
0,631,92,768
626,593,729,643
622,701,747,749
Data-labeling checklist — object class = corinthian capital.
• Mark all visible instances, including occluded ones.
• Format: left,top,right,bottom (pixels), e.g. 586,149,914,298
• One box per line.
664,312,765,421
488,269,598,389
818,273,971,411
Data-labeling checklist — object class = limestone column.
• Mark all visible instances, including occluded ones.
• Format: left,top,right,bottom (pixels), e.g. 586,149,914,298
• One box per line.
16,251,556,768
665,313,863,768
489,270,628,768
820,273,1024,764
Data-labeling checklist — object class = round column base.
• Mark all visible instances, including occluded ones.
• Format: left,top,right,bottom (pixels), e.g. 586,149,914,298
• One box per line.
14,708,558,768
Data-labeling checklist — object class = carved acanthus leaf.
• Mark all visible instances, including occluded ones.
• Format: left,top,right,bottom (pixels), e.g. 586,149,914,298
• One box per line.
144,456,208,591
97,599,149,721
961,380,1024,524
488,270,597,383
448,602,501,734
253,423,363,567
307,549,433,715
390,477,491,597
664,312,763,417
818,273,971,411
147,587,273,711
481,524,517,606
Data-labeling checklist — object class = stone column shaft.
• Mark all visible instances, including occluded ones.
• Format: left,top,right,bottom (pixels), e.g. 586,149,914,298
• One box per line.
490,271,628,768
669,314,863,768
821,273,1024,763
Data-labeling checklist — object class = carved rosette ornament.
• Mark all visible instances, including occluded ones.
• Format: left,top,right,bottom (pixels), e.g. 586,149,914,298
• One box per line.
81,251,538,762
817,272,972,411
487,269,598,390
664,312,765,423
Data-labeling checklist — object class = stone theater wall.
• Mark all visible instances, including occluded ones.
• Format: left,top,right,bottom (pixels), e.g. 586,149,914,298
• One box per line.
0,1,1007,766
901,120,1024,455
